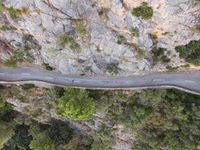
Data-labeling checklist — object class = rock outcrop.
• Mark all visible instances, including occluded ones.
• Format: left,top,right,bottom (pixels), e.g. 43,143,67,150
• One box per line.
0,0,199,74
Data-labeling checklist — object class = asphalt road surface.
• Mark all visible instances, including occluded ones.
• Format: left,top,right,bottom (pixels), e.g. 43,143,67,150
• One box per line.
0,67,200,95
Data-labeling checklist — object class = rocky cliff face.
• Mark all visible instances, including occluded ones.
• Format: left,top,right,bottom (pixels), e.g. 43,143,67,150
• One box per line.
0,0,200,74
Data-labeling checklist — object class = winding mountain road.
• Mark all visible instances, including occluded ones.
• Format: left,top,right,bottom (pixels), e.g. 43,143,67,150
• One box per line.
0,67,200,95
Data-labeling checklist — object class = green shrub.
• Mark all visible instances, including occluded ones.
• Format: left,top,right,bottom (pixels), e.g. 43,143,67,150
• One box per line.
22,84,35,90
4,48,34,67
130,27,139,37
96,124,114,146
0,25,16,32
57,34,70,48
3,34,37,64
57,88,95,122
91,142,108,150
0,121,15,149
132,3,153,20
4,51,24,68
105,63,119,75
153,47,165,57
160,55,170,63
175,40,200,66
57,34,80,52
7,7,22,19
69,39,80,51
29,131,55,150
0,3,27,19
0,2,5,12
0,95,13,115
152,47,170,65
4,58,17,68
196,25,200,32
117,35,126,44
136,47,147,59
166,64,189,70
42,63,55,71
166,66,179,70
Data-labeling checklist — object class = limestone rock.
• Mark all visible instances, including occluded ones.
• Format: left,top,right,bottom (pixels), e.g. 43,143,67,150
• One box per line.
0,0,199,74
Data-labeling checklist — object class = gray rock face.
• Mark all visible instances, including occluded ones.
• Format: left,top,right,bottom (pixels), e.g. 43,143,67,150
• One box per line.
138,34,153,51
4,0,33,8
0,0,200,75
49,0,93,19
126,13,142,30
0,40,12,61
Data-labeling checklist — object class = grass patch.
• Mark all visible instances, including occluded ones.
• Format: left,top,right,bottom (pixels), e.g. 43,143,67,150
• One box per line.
3,49,33,67
73,20,87,37
57,34,80,52
3,35,39,67
132,2,153,20
75,25,87,37
4,58,17,68
4,51,24,68
175,40,200,66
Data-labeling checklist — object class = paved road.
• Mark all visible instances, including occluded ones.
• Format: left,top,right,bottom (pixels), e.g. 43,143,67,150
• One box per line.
0,67,200,95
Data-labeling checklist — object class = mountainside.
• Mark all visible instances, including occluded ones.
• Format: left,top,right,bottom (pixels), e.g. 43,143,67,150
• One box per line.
0,0,200,75
1,0,200,149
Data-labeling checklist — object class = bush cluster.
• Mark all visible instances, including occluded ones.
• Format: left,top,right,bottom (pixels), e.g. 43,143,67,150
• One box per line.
196,25,200,32
152,47,170,65
105,63,119,75
132,2,153,20
105,89,200,149
57,88,95,122
175,40,200,66
42,63,55,71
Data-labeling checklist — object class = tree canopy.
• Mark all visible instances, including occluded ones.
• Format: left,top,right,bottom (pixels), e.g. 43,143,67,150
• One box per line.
106,89,200,149
57,88,95,122
175,40,200,66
